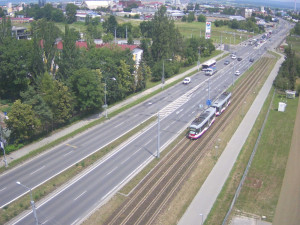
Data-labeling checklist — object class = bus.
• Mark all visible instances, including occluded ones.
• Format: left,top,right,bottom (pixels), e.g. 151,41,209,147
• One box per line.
202,59,216,71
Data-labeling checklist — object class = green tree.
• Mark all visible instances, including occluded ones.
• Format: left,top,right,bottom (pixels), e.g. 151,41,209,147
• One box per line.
56,25,80,81
151,6,183,62
116,60,135,99
197,14,206,22
39,73,73,125
131,26,141,38
0,16,12,44
187,12,195,22
0,38,32,99
6,100,41,143
70,68,103,112
103,15,118,34
66,3,78,24
127,35,134,44
31,19,61,72
139,20,152,38
102,33,114,43
0,7,5,17
135,60,151,91
21,86,53,132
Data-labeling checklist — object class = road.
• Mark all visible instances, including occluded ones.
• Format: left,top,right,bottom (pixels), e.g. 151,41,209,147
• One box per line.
6,19,291,224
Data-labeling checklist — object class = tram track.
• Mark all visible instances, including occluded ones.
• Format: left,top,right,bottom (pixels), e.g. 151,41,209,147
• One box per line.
103,56,274,225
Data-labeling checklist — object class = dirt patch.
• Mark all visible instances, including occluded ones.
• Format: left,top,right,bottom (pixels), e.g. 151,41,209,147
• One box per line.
245,177,263,189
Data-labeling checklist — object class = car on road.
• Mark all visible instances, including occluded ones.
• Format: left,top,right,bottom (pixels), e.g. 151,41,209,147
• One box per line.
183,77,191,84
235,70,241,76
237,57,242,61
224,60,230,65
249,58,255,62
231,54,237,59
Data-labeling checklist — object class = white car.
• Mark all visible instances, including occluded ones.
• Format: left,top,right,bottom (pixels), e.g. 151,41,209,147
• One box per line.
231,55,237,59
183,77,191,84
235,70,241,76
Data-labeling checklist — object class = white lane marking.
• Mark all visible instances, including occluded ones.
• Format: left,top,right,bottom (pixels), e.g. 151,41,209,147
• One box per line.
114,121,125,128
70,218,80,225
30,166,45,175
144,139,152,146
132,148,140,156
176,109,183,114
121,157,131,165
41,220,48,224
73,190,87,201
106,167,118,176
0,187,6,192
63,151,73,157
191,111,195,114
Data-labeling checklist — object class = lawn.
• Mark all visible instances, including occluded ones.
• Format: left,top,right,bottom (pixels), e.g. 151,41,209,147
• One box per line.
286,36,300,58
233,93,298,221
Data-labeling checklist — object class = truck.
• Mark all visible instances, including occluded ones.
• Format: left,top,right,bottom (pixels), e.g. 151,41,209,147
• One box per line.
205,67,217,76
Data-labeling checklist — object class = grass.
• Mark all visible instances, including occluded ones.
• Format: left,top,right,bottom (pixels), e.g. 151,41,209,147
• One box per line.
286,36,300,58
233,93,297,221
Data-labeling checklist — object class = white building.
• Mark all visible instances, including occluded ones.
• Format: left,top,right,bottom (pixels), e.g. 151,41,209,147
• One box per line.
81,0,113,9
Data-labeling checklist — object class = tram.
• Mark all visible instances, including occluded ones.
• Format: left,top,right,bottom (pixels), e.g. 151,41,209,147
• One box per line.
211,92,231,116
188,107,216,140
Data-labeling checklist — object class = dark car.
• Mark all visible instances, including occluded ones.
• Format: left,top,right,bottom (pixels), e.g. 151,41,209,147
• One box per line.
249,58,254,62
224,60,230,65
237,57,242,61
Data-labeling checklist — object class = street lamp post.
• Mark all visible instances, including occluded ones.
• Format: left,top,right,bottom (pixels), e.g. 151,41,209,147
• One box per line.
104,77,116,118
200,213,204,225
16,181,38,225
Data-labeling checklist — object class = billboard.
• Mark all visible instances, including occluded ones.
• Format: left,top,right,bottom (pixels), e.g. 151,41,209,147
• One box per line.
205,22,211,39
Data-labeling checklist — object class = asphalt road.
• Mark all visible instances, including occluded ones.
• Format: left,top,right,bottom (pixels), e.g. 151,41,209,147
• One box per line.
7,20,293,225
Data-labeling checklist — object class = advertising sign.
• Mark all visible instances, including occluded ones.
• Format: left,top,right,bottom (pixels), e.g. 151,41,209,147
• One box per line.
205,22,211,39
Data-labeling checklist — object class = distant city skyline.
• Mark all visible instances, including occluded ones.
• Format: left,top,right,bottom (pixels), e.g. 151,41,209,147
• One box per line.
0,0,299,9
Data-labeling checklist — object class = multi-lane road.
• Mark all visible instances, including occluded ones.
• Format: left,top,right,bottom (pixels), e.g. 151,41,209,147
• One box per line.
1,19,292,225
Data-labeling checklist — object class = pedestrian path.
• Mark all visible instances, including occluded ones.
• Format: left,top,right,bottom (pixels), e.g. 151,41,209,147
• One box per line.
0,53,226,168
178,52,285,225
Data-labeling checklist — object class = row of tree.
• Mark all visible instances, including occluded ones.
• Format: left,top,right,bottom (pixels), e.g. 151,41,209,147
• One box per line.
214,17,264,33
1,6,216,145
273,45,300,91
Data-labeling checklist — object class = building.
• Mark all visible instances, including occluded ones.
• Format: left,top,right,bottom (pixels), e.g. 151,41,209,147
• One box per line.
75,10,101,22
81,0,113,9
241,8,252,19
11,26,30,40
119,0,142,8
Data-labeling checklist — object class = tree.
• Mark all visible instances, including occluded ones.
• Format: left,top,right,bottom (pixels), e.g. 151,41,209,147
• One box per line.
0,16,12,44
103,15,118,34
66,3,78,24
151,6,183,62
135,60,151,91
0,7,5,17
56,25,80,81
6,100,41,143
21,86,53,132
116,60,135,99
39,73,73,126
139,20,152,38
0,38,32,99
131,26,141,38
197,14,206,22
127,35,134,44
102,33,114,43
31,19,61,73
70,68,103,113
187,12,195,22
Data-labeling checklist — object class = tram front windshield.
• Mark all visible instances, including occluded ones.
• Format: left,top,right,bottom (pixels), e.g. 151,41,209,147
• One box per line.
189,127,197,134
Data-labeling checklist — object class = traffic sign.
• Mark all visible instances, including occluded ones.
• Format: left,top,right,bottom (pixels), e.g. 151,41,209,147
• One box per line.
102,104,108,108
206,99,212,106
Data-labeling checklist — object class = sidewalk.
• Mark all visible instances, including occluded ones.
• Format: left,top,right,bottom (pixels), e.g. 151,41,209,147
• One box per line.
0,53,226,168
178,52,285,225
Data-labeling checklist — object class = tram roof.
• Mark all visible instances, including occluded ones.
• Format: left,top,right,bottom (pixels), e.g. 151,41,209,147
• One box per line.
212,92,231,108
